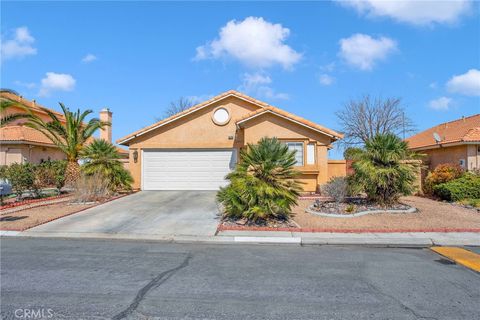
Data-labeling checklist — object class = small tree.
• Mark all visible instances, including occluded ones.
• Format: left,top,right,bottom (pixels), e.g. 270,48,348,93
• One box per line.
349,133,420,206
336,95,415,147
81,139,132,192
217,137,303,222
4,163,37,198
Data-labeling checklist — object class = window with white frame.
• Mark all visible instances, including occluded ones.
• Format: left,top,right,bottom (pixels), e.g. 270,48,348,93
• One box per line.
286,142,304,166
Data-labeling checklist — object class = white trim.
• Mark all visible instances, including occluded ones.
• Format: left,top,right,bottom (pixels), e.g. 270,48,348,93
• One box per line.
118,93,265,144
237,109,337,139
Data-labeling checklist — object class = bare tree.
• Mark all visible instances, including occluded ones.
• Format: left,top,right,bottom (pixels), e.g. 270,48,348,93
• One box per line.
157,97,195,121
336,95,415,147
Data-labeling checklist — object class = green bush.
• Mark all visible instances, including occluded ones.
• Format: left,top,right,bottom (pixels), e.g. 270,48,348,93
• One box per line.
4,163,37,197
433,173,480,201
35,160,67,190
424,163,464,195
217,137,303,222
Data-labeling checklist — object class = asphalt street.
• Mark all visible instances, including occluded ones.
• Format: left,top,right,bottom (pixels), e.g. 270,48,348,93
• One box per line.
1,238,479,320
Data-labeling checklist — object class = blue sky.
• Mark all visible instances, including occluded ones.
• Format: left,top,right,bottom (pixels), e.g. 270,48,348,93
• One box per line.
2,1,479,159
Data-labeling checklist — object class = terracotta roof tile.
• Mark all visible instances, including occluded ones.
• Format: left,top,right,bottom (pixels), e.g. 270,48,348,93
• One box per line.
405,114,480,149
0,91,65,120
0,125,55,145
236,106,343,139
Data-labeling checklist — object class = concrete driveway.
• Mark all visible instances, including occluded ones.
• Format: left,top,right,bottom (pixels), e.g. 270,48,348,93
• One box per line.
28,191,220,237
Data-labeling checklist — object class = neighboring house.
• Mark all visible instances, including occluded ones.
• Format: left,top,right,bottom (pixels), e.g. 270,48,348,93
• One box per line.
405,114,480,171
117,90,345,192
0,89,128,166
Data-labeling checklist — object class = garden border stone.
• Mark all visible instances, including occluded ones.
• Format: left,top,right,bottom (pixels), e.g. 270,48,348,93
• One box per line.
305,205,417,218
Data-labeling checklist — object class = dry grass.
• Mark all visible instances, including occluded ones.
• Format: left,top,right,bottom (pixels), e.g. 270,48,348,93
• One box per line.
292,196,480,231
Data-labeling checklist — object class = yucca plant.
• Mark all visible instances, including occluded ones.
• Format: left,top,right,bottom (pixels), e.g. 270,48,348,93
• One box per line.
25,103,109,187
81,139,132,192
217,137,303,222
349,133,421,206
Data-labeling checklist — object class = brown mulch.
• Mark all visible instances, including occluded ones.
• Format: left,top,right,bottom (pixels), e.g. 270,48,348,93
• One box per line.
292,196,480,231
0,203,94,231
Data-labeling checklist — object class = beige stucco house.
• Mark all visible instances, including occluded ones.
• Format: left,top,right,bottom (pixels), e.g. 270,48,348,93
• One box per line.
117,90,345,192
0,90,127,166
405,114,480,171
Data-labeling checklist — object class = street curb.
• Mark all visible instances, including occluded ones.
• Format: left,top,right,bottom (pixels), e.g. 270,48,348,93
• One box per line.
4,230,479,247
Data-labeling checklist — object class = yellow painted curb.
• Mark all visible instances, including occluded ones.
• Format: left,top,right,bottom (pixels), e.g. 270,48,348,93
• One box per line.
431,247,480,273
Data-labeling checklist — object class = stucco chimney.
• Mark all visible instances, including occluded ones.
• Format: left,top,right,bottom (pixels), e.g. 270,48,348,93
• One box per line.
99,108,112,142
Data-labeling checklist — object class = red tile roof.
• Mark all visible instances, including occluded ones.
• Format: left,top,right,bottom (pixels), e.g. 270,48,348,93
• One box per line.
0,125,55,146
405,114,480,149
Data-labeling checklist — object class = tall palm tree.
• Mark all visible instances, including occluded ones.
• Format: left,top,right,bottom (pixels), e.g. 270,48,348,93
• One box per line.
0,99,28,127
350,133,421,205
25,103,109,187
217,137,303,222
81,139,132,191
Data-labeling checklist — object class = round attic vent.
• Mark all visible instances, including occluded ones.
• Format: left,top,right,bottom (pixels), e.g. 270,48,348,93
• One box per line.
212,107,230,125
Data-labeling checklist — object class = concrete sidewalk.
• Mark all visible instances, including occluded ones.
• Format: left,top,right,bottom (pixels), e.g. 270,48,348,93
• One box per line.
4,229,479,246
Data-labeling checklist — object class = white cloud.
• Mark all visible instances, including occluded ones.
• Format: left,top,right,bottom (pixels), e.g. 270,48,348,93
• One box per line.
319,74,335,86
429,96,452,111
339,0,472,26
1,27,37,61
14,80,36,89
82,54,97,63
187,94,214,104
446,69,480,96
238,72,289,100
39,72,76,97
195,17,301,69
339,33,397,70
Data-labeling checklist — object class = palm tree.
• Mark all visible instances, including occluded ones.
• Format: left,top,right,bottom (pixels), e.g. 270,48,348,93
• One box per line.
217,137,303,222
349,133,421,205
25,103,109,187
81,139,132,191
0,99,28,127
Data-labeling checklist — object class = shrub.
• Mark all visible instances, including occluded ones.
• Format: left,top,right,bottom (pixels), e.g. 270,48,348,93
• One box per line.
433,173,480,201
217,137,303,222
322,177,348,203
81,140,132,192
424,163,463,194
73,173,111,203
35,160,67,190
349,133,421,206
4,163,38,198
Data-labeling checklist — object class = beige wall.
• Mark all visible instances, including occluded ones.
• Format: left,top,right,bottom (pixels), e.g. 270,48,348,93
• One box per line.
421,145,469,170
327,160,347,180
467,144,480,171
125,96,338,192
0,144,65,166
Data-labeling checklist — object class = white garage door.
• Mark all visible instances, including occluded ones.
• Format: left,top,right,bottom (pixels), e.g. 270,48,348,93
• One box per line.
142,149,236,190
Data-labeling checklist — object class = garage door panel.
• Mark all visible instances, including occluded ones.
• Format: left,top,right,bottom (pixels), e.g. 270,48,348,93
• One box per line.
142,149,235,190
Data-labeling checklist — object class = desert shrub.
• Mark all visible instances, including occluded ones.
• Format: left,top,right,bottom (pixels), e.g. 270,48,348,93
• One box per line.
4,163,38,198
322,177,348,203
73,173,111,203
424,163,464,194
217,137,303,222
81,140,132,192
433,173,480,201
34,160,67,190
349,133,421,206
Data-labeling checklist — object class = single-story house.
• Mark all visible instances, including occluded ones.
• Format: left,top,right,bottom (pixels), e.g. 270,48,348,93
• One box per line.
117,90,345,192
0,89,128,166
405,114,480,171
